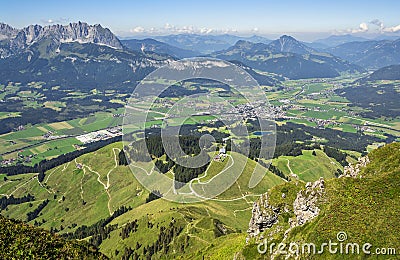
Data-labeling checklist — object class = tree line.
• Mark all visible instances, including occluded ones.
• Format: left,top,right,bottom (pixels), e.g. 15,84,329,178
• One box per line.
27,199,49,221
0,194,35,210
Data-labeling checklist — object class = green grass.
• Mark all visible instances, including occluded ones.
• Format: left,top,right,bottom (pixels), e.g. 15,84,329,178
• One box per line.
273,149,341,182
241,142,400,259
0,215,106,259
1,143,149,234
0,142,283,258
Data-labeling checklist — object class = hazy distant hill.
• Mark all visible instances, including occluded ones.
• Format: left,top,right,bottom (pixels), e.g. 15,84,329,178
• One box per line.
153,33,271,54
213,35,364,79
314,34,369,47
326,39,400,69
361,64,400,80
122,38,201,58
229,60,283,86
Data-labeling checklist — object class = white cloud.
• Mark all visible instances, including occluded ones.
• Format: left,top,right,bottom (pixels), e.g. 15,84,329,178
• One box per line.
199,27,214,34
369,19,400,33
128,23,236,35
351,22,369,33
131,26,145,33
333,22,369,35
383,24,400,33
370,19,384,31
41,17,69,25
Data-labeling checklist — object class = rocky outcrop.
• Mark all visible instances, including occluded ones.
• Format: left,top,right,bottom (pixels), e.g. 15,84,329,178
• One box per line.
0,23,19,40
340,156,370,178
247,178,325,241
292,177,324,226
247,193,280,239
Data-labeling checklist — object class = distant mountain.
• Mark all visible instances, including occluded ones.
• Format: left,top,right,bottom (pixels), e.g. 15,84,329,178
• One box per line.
374,35,400,41
244,35,271,44
0,23,18,40
153,34,271,54
360,65,400,81
0,41,170,90
268,35,315,54
314,34,369,47
302,41,329,50
0,22,172,89
121,38,200,58
212,35,364,79
0,21,123,58
327,39,400,69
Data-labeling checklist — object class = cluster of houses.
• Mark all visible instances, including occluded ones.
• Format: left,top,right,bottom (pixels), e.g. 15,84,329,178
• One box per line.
1,152,34,166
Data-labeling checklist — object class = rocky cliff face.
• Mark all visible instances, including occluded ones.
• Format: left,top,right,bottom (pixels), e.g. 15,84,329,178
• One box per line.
247,194,280,239
292,178,325,226
0,21,123,57
247,178,325,240
0,23,18,40
340,156,370,178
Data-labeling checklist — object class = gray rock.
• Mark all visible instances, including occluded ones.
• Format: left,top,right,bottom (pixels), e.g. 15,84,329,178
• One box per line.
292,177,325,226
0,21,123,58
340,156,370,178
247,194,279,238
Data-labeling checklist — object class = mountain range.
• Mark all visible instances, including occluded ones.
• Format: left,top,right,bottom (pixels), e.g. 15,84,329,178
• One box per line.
1,21,400,86
326,38,400,69
313,34,369,47
212,35,365,79
0,21,122,58
121,38,201,59
0,22,173,90
152,33,271,54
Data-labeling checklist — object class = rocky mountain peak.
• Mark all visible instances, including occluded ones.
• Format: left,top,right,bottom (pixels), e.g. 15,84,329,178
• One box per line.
268,34,315,54
0,21,123,51
0,23,19,40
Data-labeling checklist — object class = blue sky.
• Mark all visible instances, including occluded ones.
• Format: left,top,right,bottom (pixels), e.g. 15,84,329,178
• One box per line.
1,0,400,40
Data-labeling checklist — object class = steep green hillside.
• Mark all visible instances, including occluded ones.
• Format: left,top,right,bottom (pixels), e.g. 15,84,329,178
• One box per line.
240,142,400,259
0,142,284,258
0,215,106,259
1,142,149,233
1,141,389,259
272,149,342,182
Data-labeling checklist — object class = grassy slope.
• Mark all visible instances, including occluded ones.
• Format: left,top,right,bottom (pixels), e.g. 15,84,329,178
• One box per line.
240,142,400,259
99,152,284,259
2,142,149,233
272,149,342,182
0,142,350,259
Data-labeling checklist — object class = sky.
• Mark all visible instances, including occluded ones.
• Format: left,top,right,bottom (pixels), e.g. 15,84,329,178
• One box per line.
1,0,400,41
